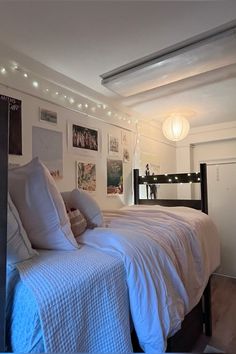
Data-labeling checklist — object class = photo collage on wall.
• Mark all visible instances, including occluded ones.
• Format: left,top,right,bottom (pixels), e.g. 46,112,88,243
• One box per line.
4,91,132,196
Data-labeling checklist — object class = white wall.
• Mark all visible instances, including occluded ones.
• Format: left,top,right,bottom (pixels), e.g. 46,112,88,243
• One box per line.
176,121,236,278
2,84,135,210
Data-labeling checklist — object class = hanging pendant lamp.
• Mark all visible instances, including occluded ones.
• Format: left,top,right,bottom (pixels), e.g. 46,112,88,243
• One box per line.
162,115,190,142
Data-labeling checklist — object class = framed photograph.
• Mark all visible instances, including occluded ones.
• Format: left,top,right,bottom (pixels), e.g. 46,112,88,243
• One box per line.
0,95,22,155
40,108,57,124
32,126,63,179
108,133,120,156
68,122,99,155
76,161,96,192
123,147,130,163
107,159,123,195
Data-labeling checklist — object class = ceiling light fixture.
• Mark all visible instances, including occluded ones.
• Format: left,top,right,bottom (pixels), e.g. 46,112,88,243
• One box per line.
162,115,190,141
100,20,236,97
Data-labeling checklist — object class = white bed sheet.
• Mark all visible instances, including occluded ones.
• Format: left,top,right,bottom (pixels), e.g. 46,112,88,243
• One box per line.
79,205,220,353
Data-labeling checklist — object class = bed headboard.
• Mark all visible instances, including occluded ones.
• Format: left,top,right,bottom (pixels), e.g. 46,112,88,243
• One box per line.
133,163,208,214
0,98,9,351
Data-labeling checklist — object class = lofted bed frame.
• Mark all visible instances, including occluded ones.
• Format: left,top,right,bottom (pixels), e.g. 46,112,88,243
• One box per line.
132,164,212,352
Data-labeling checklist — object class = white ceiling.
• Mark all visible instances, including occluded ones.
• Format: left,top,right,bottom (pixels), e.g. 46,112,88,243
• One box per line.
0,1,236,128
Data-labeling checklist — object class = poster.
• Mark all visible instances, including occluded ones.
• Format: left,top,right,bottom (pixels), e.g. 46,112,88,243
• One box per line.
107,159,123,195
32,126,63,179
76,161,96,192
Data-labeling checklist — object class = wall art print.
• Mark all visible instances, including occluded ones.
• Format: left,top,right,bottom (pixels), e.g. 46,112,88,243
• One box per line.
0,94,22,155
108,133,120,156
76,161,96,192
123,147,130,163
32,126,63,179
39,108,57,124
73,124,98,151
107,159,123,195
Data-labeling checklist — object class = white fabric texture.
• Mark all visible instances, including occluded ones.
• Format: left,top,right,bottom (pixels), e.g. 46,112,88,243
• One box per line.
70,188,104,226
16,247,132,353
7,194,37,269
8,158,78,251
79,205,220,353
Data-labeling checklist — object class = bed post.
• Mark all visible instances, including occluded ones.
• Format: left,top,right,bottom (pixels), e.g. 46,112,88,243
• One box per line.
0,99,9,352
200,163,208,214
133,169,139,205
203,277,212,337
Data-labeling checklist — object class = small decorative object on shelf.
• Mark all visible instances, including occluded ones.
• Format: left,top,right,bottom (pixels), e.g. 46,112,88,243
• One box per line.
145,163,150,176
145,164,159,199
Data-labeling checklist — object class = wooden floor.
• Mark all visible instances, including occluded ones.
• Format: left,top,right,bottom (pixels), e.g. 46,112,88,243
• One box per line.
193,274,236,353
208,274,236,352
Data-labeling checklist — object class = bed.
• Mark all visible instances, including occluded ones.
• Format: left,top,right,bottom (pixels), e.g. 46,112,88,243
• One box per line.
4,158,220,352
6,198,219,353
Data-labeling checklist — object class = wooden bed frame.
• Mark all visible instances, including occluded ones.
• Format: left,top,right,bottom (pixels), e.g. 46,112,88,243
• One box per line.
132,163,212,352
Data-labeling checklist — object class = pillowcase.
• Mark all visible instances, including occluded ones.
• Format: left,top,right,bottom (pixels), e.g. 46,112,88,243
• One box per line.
7,194,37,269
8,157,78,251
68,209,87,237
70,189,104,227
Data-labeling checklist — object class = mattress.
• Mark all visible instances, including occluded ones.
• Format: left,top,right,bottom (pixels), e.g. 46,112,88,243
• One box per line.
6,245,132,353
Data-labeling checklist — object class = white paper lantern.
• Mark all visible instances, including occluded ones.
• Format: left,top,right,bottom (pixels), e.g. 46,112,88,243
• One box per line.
162,115,190,141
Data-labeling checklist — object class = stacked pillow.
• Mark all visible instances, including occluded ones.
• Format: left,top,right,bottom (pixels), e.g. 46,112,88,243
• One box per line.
70,188,104,228
67,209,88,238
7,194,37,269
8,158,78,251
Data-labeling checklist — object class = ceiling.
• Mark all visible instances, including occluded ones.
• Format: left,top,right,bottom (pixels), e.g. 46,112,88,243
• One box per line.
0,1,236,128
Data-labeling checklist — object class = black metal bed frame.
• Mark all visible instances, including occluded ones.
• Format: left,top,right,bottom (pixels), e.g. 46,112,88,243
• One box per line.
133,163,212,352
0,99,9,352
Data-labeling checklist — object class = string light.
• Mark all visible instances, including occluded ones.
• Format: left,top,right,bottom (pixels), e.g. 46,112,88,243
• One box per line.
0,62,134,127
32,81,39,88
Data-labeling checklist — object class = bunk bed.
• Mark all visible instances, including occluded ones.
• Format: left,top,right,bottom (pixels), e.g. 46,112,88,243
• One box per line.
132,164,214,352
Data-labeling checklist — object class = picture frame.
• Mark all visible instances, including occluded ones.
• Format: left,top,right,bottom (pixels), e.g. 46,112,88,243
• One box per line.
67,121,100,156
76,161,96,192
108,133,120,157
39,108,57,125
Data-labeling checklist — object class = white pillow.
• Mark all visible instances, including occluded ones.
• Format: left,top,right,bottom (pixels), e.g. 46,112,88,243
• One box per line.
8,158,78,250
7,194,37,269
70,189,104,227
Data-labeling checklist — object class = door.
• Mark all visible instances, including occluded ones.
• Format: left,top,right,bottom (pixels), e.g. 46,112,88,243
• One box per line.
208,163,236,278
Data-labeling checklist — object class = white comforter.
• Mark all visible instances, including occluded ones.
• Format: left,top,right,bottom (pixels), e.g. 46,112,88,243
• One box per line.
80,205,220,353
